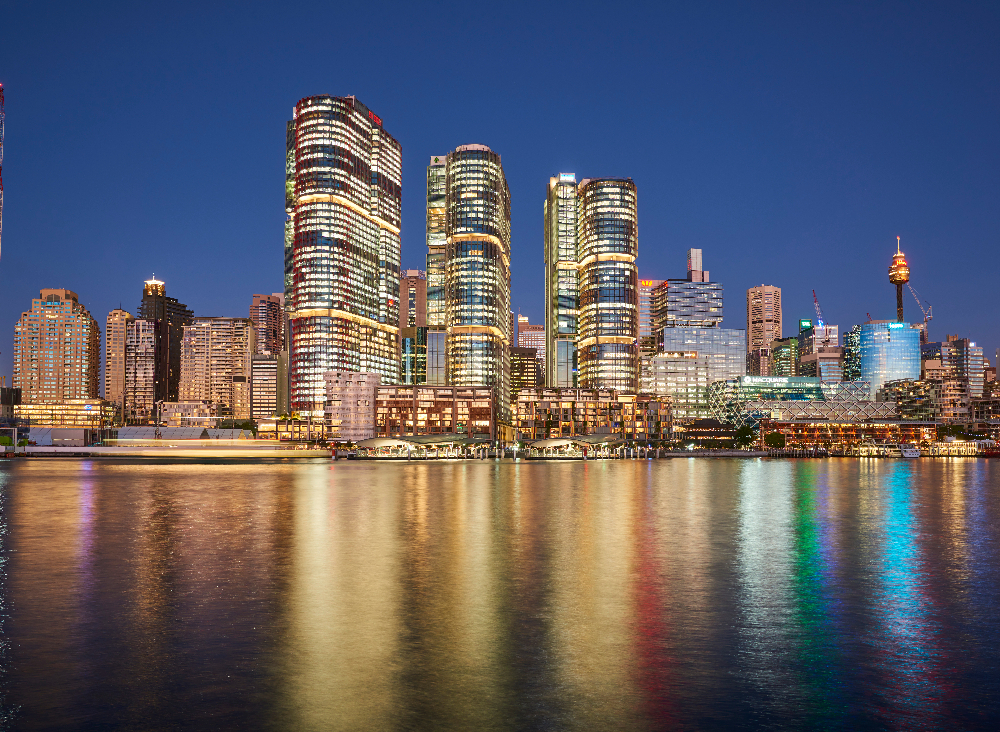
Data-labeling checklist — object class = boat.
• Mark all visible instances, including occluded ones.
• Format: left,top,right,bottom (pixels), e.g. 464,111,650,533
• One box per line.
899,443,921,458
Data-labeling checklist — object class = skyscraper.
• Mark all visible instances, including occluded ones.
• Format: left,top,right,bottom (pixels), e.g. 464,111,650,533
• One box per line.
179,318,256,419
124,319,157,423
858,321,921,394
746,285,781,375
250,294,284,354
13,289,100,403
399,270,427,329
443,144,512,418
426,158,447,327
544,173,580,387
286,95,401,416
138,277,193,402
577,178,639,392
105,308,134,416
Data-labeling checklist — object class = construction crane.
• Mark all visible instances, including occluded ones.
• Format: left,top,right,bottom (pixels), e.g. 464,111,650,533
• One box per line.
907,283,933,345
812,290,831,345
0,82,5,262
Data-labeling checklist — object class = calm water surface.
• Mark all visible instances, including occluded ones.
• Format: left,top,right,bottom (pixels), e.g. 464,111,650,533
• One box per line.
1,458,999,730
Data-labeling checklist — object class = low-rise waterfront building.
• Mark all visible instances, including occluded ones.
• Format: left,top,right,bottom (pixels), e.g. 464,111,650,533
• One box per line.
513,388,671,442
325,371,380,442
376,385,503,440
160,401,218,428
15,399,114,428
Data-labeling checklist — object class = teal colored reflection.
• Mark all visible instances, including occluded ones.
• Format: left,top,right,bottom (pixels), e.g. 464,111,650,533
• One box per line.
872,463,943,727
790,464,845,727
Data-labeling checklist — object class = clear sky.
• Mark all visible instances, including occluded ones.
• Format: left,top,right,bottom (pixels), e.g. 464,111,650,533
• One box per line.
1,1,998,381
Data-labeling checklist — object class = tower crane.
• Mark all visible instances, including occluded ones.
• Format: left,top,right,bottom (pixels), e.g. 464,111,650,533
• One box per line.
907,283,933,345
811,290,831,346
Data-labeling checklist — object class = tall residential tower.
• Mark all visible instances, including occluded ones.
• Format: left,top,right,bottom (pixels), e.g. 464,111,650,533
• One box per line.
286,95,402,416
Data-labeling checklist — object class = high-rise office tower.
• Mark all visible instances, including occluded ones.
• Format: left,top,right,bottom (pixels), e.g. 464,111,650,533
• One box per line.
544,173,580,387
105,308,134,415
646,250,744,411
399,270,427,329
179,318,256,418
426,158,447,327
517,316,545,361
577,178,639,392
13,289,100,403
286,95,401,416
746,285,781,375
651,261,723,332
124,319,157,423
638,278,665,341
251,353,287,420
858,321,921,395
138,277,193,402
250,294,284,354
443,144,512,418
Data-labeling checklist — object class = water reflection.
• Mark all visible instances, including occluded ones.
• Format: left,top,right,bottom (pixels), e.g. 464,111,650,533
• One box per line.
2,458,1000,730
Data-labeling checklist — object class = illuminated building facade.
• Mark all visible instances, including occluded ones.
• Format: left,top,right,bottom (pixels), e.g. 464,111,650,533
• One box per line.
286,95,402,416
746,285,781,375
400,327,428,385
858,321,921,395
13,289,100,403
649,328,746,419
105,308,134,418
577,178,639,392
250,294,284,354
324,371,380,442
443,144,511,419
124,319,156,423
179,318,255,418
425,157,447,327
514,388,671,442
376,385,500,439
511,346,543,404
251,353,287,420
138,278,193,402
398,270,427,329
544,173,580,387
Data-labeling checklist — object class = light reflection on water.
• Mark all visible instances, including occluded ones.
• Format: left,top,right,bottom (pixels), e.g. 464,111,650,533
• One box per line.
1,458,999,730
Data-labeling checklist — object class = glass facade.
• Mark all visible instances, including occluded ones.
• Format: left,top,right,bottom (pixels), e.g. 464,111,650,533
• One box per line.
651,280,723,331
400,326,427,385
650,327,746,419
859,321,921,395
544,173,579,387
443,145,511,420
842,325,862,381
287,96,402,416
577,178,639,392
425,158,447,327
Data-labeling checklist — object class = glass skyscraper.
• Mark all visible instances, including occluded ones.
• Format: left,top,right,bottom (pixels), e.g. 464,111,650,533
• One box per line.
286,95,402,416
443,144,511,419
577,178,639,392
543,173,580,387
859,321,921,395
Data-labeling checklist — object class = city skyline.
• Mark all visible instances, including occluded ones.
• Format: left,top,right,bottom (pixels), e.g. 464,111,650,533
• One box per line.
1,3,998,383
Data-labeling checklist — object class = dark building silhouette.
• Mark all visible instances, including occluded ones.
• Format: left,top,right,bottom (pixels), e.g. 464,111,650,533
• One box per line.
138,277,193,402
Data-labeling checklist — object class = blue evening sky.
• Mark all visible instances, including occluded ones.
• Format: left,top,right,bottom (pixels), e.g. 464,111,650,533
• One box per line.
1,1,998,380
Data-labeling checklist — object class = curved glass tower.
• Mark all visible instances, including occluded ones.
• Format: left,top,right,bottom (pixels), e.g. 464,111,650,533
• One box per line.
444,144,511,419
576,178,639,392
286,95,401,416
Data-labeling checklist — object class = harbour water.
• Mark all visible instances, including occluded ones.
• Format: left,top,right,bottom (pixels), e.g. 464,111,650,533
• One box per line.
1,458,999,730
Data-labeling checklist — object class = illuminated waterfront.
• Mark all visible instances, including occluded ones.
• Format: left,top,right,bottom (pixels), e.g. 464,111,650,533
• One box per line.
1,458,999,730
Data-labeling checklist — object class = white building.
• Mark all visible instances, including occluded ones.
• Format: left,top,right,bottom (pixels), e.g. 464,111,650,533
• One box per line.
324,371,380,442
